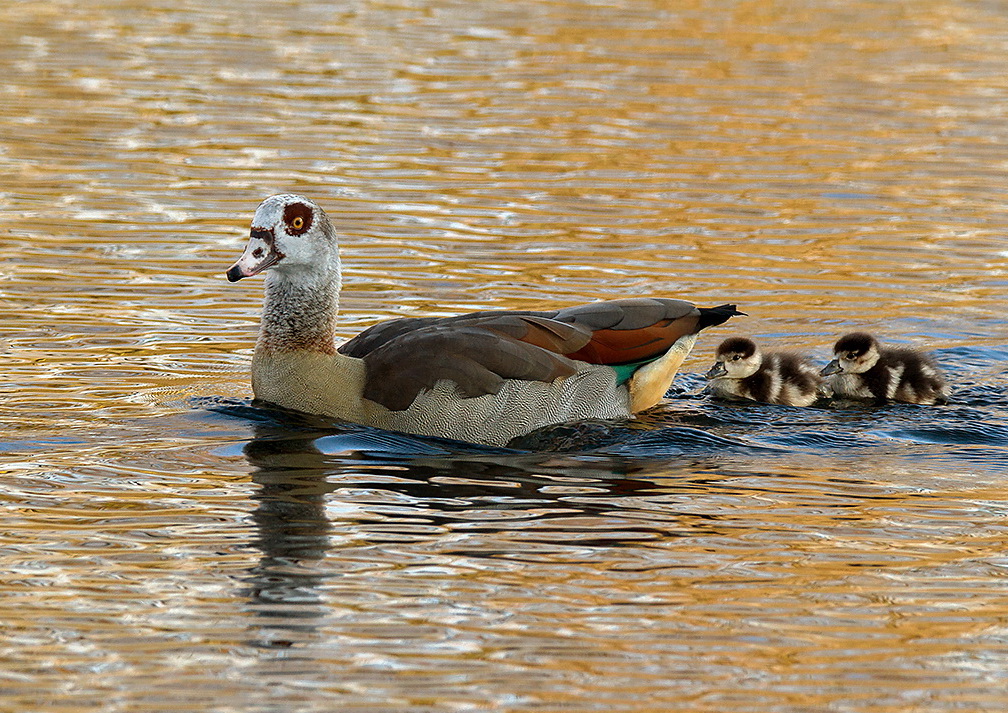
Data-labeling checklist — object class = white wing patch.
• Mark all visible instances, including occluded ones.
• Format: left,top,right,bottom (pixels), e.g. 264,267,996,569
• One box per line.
885,364,905,400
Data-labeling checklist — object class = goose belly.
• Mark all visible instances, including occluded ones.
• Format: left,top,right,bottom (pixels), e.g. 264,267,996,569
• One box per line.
366,366,631,447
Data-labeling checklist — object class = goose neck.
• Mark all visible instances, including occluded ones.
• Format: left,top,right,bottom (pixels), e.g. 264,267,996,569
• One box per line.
258,271,341,354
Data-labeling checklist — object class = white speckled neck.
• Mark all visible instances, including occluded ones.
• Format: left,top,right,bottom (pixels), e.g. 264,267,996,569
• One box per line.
258,264,342,354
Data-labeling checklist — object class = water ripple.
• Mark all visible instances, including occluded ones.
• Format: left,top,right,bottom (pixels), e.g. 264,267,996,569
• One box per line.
4,0,1008,710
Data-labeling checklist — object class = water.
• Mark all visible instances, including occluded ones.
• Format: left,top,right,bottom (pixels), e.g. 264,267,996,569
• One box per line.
2,0,1007,710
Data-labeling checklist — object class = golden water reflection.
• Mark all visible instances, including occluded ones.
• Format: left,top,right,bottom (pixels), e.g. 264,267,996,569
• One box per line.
2,0,1007,710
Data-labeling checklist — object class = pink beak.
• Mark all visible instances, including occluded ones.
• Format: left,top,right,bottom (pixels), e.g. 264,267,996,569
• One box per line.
226,229,282,282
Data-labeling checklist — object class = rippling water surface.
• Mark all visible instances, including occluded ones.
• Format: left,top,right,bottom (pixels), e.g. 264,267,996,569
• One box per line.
2,1,1007,710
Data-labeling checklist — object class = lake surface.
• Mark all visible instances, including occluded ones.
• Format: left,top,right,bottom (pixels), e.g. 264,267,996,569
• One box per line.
2,0,1007,710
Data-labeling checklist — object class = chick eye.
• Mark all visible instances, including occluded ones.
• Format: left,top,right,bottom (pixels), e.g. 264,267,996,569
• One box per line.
291,216,304,230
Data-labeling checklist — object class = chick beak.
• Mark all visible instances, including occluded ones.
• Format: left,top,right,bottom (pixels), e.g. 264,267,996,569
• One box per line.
705,361,727,380
820,359,843,376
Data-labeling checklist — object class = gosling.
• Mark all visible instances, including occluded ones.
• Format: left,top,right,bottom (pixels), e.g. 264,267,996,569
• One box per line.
705,337,825,407
821,332,949,405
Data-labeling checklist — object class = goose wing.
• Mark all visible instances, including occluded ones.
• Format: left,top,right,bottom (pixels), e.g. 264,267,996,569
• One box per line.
338,298,740,411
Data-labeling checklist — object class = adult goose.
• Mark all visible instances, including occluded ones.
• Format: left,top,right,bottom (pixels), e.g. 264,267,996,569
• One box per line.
227,194,743,446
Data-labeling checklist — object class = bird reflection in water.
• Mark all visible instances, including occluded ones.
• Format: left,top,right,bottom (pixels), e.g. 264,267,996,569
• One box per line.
242,427,336,651
234,403,751,651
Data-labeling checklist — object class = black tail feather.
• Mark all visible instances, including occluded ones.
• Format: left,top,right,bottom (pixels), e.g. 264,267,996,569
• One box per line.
697,303,746,331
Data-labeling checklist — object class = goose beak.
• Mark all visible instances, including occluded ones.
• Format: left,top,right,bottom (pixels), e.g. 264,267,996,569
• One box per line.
820,359,842,376
226,229,283,282
705,362,727,380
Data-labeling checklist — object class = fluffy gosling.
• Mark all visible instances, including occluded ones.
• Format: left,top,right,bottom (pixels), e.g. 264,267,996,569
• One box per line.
705,337,825,407
821,332,949,405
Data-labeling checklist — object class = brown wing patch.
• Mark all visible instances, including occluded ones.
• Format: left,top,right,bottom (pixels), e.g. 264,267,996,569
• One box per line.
566,317,700,365
484,315,593,353
549,299,702,365
359,323,579,411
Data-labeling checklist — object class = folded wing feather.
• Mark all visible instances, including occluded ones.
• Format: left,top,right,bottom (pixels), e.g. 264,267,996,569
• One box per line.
338,298,711,411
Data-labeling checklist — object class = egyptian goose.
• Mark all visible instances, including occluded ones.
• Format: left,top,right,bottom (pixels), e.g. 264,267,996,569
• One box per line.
821,332,949,405
226,194,743,446
704,336,824,407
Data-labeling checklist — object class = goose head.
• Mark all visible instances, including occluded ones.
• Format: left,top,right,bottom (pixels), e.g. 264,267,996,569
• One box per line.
822,332,880,376
705,336,762,380
226,194,339,284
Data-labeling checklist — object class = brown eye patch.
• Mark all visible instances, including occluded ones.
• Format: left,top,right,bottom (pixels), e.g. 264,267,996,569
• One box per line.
283,202,313,235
